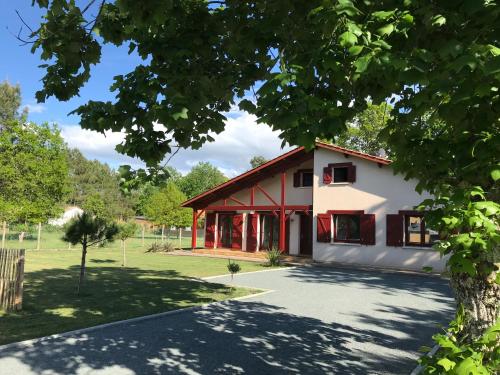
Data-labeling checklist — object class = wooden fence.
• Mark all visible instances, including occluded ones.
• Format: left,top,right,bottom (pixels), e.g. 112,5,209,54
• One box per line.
0,248,25,311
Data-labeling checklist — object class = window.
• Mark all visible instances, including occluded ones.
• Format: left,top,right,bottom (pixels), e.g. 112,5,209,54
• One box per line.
333,214,361,243
301,171,313,187
404,215,439,247
333,167,349,183
294,169,313,187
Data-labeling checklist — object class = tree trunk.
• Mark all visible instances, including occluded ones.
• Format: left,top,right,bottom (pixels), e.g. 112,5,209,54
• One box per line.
36,222,42,251
179,228,182,249
122,239,126,267
161,225,165,242
450,271,500,341
19,232,24,243
77,240,87,295
1,221,6,249
142,225,145,247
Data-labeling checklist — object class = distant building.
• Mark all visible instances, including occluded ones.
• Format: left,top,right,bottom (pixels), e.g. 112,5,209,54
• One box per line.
48,206,83,226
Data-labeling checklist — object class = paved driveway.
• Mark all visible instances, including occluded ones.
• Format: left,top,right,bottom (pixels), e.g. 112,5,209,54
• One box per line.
0,266,454,375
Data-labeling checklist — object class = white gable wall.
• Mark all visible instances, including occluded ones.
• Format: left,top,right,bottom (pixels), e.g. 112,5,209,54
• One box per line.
312,147,446,272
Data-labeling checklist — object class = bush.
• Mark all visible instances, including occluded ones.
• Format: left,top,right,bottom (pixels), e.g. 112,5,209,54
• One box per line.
266,248,282,266
146,242,175,253
227,259,241,277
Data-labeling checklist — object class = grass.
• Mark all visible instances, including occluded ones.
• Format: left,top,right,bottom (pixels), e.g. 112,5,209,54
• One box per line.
0,245,268,345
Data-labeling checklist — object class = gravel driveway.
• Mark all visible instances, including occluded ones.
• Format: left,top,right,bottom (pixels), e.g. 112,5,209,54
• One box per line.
0,265,454,374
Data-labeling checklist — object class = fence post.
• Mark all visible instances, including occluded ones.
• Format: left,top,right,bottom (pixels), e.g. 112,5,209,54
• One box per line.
37,222,42,251
1,221,6,249
142,224,145,247
161,225,165,242
179,227,182,249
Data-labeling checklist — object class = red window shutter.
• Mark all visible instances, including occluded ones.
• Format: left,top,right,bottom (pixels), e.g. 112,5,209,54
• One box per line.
323,167,332,184
317,213,331,242
231,214,244,249
360,214,375,245
348,165,356,183
386,214,404,246
204,213,216,248
293,172,300,187
246,213,258,252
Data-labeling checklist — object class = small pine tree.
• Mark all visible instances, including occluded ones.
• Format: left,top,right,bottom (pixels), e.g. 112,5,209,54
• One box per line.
63,212,118,294
227,259,241,284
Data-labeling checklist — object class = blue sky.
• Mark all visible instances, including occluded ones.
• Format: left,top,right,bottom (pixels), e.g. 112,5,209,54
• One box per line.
0,1,291,176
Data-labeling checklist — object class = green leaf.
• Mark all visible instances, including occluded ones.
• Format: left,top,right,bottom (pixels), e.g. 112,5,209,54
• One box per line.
354,54,372,73
172,107,188,120
339,31,358,47
431,15,446,27
372,10,395,20
491,169,500,181
377,24,394,36
348,45,364,56
484,56,500,75
437,357,456,371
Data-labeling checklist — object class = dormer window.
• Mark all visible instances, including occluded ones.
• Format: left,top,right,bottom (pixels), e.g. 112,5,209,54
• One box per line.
293,169,313,187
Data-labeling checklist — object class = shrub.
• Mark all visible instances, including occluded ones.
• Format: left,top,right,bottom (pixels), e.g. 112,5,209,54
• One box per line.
227,259,241,282
146,242,175,253
266,248,282,266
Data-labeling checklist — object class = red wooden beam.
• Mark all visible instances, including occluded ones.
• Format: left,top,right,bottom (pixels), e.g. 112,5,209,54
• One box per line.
255,184,279,206
204,205,312,211
191,209,198,249
228,196,248,206
279,172,286,252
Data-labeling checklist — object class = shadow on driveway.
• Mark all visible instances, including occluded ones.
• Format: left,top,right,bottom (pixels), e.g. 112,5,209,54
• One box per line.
0,266,455,374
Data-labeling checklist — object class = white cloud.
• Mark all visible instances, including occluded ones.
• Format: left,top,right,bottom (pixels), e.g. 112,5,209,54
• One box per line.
60,110,293,177
24,103,46,114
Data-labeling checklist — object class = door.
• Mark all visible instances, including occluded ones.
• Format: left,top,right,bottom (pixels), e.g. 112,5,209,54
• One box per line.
260,214,279,251
217,214,233,248
299,214,313,255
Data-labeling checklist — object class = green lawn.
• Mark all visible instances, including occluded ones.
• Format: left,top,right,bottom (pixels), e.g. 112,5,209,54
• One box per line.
0,246,268,345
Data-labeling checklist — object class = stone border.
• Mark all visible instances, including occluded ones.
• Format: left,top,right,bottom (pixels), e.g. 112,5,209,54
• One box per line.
202,265,294,280
0,289,275,351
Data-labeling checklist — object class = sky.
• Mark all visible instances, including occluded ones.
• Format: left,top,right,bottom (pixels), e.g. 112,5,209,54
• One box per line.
0,1,292,177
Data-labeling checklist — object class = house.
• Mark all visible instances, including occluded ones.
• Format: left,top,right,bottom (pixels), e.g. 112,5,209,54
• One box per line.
48,206,83,226
181,141,445,272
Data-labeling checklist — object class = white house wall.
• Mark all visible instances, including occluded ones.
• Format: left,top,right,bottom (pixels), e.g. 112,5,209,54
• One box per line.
312,148,446,272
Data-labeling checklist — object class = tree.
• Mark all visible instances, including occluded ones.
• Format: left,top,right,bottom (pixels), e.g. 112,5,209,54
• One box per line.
30,1,500,368
178,162,227,199
67,149,134,220
143,182,191,234
117,221,139,267
0,81,26,125
250,156,268,169
0,120,70,224
63,212,118,294
333,103,392,156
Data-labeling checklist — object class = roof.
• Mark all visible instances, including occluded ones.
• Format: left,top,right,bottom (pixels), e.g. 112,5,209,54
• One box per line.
181,142,391,209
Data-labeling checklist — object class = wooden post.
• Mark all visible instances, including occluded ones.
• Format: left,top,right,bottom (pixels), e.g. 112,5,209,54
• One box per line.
161,225,165,242
141,224,145,247
36,222,42,251
192,210,198,249
279,172,286,252
179,227,182,249
1,221,6,249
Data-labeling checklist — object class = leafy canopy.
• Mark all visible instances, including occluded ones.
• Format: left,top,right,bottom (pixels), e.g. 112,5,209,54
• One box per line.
0,120,70,223
143,182,191,228
177,162,227,199
250,156,268,169
63,212,118,247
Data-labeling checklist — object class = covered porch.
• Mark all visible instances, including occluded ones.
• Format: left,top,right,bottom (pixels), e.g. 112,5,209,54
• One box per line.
181,147,315,257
